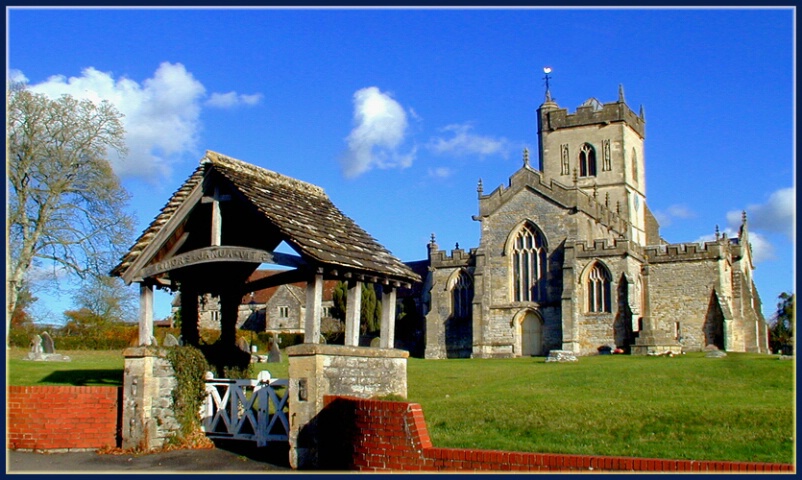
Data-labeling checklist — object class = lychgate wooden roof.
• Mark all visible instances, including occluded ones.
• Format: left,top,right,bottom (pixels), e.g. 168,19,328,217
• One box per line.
111,150,420,287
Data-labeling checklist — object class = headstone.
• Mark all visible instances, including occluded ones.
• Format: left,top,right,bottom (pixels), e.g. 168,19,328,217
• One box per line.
163,333,180,347
370,337,381,348
705,349,727,358
545,350,578,363
268,338,282,363
41,332,55,354
236,336,250,354
30,335,43,355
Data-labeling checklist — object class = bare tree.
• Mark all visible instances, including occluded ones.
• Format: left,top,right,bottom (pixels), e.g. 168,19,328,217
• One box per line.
6,87,135,340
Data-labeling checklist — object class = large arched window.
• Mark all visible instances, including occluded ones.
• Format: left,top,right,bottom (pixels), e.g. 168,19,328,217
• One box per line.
579,143,597,177
451,270,473,320
587,262,612,313
511,223,547,302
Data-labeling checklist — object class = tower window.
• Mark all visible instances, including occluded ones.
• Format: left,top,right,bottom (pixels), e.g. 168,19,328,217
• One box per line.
587,262,612,313
512,223,548,302
631,148,638,181
579,143,597,177
451,270,473,320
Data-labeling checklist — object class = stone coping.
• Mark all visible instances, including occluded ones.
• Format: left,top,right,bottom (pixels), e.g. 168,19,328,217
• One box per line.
286,343,409,359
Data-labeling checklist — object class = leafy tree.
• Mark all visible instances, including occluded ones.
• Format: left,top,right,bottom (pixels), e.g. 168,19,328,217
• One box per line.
331,281,382,334
769,292,794,354
6,87,135,342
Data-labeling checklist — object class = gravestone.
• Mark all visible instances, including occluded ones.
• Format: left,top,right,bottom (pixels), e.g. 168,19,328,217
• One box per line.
24,333,70,362
370,337,381,348
545,350,578,363
705,349,727,358
268,336,282,363
41,332,55,354
163,333,180,347
30,335,43,355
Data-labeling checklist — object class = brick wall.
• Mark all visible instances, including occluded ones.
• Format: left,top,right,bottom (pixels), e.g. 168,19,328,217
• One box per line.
318,395,795,473
7,386,122,451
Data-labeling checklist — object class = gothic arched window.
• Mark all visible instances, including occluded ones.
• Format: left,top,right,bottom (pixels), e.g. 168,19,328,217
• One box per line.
587,262,612,313
512,223,548,302
451,270,473,320
579,143,597,177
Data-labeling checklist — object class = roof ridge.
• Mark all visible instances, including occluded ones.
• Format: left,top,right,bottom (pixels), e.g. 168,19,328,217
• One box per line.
203,150,326,198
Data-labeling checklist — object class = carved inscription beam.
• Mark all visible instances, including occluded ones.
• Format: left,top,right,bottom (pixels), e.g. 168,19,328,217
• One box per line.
139,246,306,278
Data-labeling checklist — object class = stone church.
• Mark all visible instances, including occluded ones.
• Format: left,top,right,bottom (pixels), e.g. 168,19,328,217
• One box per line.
420,86,769,358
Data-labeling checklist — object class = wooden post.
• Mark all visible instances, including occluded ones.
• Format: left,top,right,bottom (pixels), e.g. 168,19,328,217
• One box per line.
344,280,362,346
304,273,323,344
139,283,154,346
380,286,397,348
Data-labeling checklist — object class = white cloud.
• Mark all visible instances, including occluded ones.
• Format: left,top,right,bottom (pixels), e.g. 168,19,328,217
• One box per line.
20,63,264,182
341,86,415,178
206,91,264,108
427,167,454,179
8,68,28,85
427,123,509,158
653,204,696,227
726,187,794,240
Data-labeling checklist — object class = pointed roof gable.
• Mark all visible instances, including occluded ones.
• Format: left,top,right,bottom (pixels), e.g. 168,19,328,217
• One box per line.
112,150,419,286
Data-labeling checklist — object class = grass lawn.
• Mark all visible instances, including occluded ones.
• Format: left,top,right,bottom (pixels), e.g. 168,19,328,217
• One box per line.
7,348,794,463
406,353,795,464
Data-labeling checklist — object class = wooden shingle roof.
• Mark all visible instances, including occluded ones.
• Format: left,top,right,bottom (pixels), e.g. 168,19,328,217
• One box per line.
111,151,419,286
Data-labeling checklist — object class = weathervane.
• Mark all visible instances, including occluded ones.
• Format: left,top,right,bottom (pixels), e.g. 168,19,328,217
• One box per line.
543,66,553,100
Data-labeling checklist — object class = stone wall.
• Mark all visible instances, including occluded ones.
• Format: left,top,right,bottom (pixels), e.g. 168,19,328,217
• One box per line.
286,344,408,469
122,347,180,450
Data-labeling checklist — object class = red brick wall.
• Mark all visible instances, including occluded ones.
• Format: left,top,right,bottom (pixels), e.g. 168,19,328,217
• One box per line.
7,386,122,451
319,395,795,473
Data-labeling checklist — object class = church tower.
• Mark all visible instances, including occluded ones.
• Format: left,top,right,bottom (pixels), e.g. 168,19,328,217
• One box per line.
537,84,648,245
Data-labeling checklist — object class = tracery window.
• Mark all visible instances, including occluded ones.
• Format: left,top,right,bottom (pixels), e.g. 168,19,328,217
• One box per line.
512,223,547,302
451,270,473,320
587,262,612,313
579,143,597,177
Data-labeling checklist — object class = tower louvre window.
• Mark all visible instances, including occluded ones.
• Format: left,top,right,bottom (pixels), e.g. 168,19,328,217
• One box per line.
512,223,547,302
579,143,597,177
587,262,612,313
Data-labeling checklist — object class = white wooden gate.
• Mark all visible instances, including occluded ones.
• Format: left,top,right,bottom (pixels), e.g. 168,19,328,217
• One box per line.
200,370,289,447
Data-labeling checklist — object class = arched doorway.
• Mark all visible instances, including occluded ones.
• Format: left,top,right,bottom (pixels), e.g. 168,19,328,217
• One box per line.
519,311,543,356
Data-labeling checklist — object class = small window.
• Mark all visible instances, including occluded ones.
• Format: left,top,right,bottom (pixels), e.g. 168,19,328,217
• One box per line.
278,306,289,318
210,311,220,322
631,148,638,181
579,143,597,177
587,262,612,313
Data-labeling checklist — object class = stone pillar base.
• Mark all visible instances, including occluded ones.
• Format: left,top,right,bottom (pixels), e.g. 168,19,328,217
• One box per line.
286,344,408,469
631,334,682,356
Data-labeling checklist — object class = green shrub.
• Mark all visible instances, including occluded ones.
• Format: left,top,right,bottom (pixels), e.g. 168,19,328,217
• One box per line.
165,345,211,444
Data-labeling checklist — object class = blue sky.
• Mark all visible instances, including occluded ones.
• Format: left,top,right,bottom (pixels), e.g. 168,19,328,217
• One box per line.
7,7,795,322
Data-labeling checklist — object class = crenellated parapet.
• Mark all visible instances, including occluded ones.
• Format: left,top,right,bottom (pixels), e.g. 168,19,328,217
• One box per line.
429,247,476,268
573,237,643,260
540,96,645,138
643,240,732,264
